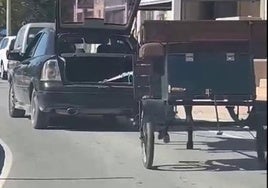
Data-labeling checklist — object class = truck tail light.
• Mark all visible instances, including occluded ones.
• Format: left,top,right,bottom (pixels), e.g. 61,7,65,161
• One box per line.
40,59,61,81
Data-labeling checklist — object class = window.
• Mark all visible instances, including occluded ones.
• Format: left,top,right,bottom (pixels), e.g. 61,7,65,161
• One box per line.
24,33,43,59
60,0,136,25
9,39,15,51
0,39,4,49
0,38,8,49
14,26,26,50
33,33,49,57
27,27,44,47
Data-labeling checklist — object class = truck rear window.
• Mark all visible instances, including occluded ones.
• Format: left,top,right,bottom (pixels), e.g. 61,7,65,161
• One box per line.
27,27,44,45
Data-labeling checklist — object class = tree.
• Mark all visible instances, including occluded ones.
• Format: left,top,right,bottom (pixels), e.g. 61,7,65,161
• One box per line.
0,0,55,35
0,0,6,28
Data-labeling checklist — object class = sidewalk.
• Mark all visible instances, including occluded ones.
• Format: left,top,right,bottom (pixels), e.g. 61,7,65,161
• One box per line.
176,106,250,122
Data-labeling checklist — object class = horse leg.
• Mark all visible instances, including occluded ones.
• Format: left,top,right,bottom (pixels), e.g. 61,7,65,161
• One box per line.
184,105,194,149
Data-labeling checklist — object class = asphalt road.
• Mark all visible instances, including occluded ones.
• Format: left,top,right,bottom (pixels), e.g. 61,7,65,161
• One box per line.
0,80,266,188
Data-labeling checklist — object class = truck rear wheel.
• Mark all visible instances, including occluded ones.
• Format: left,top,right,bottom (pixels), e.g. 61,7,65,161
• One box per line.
31,89,50,129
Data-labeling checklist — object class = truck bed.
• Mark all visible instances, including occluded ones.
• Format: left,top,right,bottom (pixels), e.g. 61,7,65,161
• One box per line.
141,20,267,58
138,20,267,101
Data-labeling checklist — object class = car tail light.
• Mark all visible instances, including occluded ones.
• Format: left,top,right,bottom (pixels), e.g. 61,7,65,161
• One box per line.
40,59,61,81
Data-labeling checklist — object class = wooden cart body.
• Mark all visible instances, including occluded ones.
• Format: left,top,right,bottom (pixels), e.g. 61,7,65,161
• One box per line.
135,20,267,169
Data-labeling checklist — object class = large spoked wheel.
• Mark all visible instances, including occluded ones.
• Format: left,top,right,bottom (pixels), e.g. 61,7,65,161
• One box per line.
8,83,25,117
140,109,155,169
31,89,50,129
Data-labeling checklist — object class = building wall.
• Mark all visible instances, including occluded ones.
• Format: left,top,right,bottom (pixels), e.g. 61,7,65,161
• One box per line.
94,0,104,18
181,1,200,20
260,0,267,19
238,1,260,17
139,0,265,21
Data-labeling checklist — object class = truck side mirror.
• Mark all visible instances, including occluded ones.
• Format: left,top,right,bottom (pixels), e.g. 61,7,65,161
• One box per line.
7,51,23,61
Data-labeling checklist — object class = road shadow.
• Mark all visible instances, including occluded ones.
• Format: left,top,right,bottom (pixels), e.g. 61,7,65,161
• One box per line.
205,137,257,152
47,115,139,132
152,158,266,172
46,116,245,132
152,136,267,172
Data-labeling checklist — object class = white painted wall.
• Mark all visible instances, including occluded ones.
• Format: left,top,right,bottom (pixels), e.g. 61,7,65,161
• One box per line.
260,0,267,19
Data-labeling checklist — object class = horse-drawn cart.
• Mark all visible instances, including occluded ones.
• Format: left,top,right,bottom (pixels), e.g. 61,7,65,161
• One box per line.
134,20,267,169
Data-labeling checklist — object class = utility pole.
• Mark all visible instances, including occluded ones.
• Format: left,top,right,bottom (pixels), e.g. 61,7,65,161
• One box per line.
6,0,11,35
260,0,267,20
172,0,181,20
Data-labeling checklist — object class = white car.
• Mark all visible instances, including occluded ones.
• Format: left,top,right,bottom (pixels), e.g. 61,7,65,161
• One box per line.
7,23,54,82
0,36,16,80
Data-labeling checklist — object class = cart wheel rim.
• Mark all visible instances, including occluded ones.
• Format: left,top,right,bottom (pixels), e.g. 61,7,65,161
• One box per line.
141,126,148,163
141,121,154,168
140,110,147,164
142,141,147,163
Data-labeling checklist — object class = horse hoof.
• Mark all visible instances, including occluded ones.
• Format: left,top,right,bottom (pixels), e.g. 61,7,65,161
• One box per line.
163,134,170,143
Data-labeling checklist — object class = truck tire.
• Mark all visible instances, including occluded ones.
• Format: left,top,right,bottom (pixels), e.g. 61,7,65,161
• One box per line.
31,89,50,129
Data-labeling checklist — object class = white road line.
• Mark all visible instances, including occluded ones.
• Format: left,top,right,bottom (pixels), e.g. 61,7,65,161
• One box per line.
0,138,13,188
